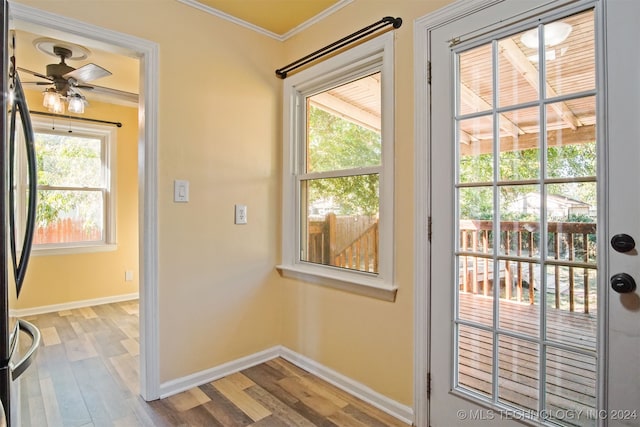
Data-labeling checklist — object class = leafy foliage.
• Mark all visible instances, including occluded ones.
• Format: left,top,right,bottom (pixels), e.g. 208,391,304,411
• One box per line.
35,133,103,230
306,106,381,215
459,141,597,221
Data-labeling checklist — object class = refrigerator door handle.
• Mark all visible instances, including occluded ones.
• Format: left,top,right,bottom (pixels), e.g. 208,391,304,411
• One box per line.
8,70,37,296
8,320,40,380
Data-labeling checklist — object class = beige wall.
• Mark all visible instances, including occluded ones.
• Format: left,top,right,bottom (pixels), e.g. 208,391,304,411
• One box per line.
279,0,451,407
16,92,139,309
14,0,285,383
13,0,454,408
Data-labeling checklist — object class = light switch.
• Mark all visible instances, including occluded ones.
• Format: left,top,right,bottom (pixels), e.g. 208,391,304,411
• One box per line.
174,180,189,202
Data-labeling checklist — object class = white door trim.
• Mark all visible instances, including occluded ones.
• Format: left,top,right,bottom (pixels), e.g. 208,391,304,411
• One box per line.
413,2,503,424
10,3,161,400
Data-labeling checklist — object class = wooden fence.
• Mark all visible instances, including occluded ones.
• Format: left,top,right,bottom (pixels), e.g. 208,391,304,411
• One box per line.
307,213,379,273
460,220,597,313
34,218,101,244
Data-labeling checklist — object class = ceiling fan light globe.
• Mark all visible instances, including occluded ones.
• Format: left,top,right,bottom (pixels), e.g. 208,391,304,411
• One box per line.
50,98,65,114
43,88,59,109
68,95,85,114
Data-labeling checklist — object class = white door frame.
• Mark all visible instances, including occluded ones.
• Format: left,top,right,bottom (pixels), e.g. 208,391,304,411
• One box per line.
10,3,161,400
413,2,505,424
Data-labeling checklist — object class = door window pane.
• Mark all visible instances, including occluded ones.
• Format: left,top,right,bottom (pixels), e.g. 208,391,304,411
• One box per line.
544,11,595,96
458,44,493,115
546,98,596,179
498,107,540,181
459,116,494,183
498,335,539,411
458,324,493,398
545,347,597,422
498,32,540,107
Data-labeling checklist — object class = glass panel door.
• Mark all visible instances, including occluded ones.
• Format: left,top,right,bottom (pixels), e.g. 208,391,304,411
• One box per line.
455,10,597,423
426,1,640,426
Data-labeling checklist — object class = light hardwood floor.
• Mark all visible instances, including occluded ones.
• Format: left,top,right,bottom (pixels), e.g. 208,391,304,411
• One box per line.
18,301,408,426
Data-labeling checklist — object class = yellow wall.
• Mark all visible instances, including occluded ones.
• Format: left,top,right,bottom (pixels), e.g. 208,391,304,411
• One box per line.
16,91,139,309
13,0,454,408
279,0,451,407
14,0,285,383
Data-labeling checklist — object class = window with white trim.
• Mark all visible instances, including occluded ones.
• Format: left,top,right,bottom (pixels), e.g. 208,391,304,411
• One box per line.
278,34,395,299
18,118,116,253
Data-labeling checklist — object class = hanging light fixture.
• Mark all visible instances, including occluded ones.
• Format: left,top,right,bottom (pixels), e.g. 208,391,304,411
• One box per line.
43,88,88,114
520,22,573,50
42,88,60,110
67,93,86,114
50,97,65,114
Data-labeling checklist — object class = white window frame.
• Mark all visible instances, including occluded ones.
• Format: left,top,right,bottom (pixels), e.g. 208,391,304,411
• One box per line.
277,33,396,301
22,117,117,255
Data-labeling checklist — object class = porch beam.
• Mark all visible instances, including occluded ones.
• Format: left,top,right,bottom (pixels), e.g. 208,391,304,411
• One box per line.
459,124,595,155
498,38,583,130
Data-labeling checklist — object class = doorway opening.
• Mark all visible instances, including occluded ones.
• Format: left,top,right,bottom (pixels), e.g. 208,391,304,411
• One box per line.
11,2,159,401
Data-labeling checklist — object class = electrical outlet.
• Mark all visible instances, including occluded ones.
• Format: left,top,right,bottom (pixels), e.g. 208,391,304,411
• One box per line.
235,204,247,224
125,271,134,281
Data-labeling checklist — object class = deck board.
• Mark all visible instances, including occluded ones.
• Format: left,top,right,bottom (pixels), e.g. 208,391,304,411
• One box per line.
458,292,597,421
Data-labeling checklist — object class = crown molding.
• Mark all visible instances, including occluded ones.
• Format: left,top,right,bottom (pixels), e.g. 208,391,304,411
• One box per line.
176,0,353,42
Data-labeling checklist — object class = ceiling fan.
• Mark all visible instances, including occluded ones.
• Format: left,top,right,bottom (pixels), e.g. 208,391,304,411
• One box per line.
18,39,124,114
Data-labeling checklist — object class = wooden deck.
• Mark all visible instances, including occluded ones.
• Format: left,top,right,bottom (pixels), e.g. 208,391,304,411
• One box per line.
458,292,597,425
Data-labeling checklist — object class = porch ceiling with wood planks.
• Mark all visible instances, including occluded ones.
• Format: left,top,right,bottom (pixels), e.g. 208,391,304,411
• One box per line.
315,11,595,151
458,10,595,156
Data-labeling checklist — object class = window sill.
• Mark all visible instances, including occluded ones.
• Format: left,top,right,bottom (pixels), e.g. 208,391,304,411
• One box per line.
276,264,397,302
33,244,117,256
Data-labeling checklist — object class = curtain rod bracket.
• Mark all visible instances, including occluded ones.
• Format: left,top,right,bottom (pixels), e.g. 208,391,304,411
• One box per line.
275,16,402,79
383,16,403,29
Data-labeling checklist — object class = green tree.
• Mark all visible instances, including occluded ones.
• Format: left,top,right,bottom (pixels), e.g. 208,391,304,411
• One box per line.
307,106,381,215
459,141,597,220
35,133,102,230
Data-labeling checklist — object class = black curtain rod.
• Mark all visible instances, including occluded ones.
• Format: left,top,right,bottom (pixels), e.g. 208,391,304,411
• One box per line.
28,110,122,127
275,16,402,79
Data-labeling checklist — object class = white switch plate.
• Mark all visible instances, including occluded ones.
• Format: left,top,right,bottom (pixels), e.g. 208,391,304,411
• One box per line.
235,204,247,224
174,180,189,202
125,271,134,281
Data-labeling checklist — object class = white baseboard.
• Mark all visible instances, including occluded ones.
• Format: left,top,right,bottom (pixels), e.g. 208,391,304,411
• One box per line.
10,293,139,317
159,345,413,425
279,347,414,425
159,346,281,398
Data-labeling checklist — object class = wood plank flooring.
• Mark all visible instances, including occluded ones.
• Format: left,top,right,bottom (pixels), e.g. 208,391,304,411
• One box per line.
17,301,408,427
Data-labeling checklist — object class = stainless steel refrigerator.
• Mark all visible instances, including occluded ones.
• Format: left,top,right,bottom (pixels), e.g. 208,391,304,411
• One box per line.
1,0,41,425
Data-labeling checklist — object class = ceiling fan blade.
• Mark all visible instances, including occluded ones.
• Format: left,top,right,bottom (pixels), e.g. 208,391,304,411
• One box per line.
23,82,54,85
17,67,52,81
85,84,138,105
63,63,112,83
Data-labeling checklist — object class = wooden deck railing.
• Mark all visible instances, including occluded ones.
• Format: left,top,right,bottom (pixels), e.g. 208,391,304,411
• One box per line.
460,220,597,313
333,222,378,272
307,213,379,273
